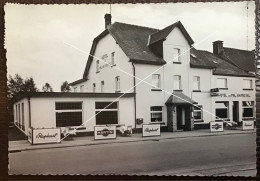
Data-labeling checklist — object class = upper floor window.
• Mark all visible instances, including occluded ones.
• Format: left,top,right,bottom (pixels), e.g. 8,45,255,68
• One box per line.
74,87,78,92
193,76,200,91
93,83,96,93
115,76,120,92
96,60,100,73
217,78,227,89
243,79,253,90
173,48,181,63
173,75,181,90
152,74,160,89
80,85,84,92
101,81,104,93
111,52,115,66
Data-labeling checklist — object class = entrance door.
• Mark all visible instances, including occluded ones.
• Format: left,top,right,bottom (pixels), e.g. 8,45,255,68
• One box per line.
232,101,239,122
176,105,184,130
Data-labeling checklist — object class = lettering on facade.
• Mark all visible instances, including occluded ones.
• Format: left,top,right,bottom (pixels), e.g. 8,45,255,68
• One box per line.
99,54,113,70
211,93,250,97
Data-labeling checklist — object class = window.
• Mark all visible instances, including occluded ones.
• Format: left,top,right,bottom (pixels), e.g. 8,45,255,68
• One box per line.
194,105,203,122
150,106,163,122
96,60,99,72
55,102,82,127
217,78,227,89
93,83,96,92
115,76,120,92
173,75,181,90
74,87,78,92
15,104,18,124
242,101,254,118
243,79,253,90
101,81,104,92
80,85,84,92
95,102,118,125
152,74,160,89
215,102,229,120
111,52,115,66
21,103,25,131
18,104,21,128
173,48,181,62
193,76,200,91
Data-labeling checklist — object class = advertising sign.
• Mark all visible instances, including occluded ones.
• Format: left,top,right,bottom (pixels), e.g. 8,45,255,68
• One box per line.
210,122,224,132
94,125,116,140
242,121,254,130
32,128,61,145
28,127,32,144
142,124,161,137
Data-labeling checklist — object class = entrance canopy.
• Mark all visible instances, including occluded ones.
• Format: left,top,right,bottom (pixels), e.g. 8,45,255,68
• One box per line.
165,92,197,105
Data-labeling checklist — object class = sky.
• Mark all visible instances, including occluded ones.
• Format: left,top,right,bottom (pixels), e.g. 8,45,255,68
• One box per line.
5,2,255,91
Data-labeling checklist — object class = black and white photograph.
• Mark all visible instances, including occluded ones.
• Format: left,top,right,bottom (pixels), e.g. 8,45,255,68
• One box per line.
6,1,257,177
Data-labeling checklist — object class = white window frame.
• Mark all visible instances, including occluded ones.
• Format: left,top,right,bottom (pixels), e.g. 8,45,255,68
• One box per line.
173,48,181,62
152,74,161,89
242,101,254,118
150,106,163,123
173,75,181,90
194,105,203,122
243,79,253,90
95,101,119,125
115,76,120,92
217,78,227,89
21,103,25,131
193,76,200,91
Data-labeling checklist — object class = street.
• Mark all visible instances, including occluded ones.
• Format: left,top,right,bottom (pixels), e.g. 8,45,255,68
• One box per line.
9,133,256,176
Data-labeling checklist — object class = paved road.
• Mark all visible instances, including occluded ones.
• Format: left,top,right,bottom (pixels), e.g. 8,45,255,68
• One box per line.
9,133,256,176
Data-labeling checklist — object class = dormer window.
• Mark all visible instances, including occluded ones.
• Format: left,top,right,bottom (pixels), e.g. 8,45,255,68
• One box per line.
173,48,181,63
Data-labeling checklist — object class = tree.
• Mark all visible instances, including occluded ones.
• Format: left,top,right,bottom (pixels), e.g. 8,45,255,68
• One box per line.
42,82,53,92
60,81,71,92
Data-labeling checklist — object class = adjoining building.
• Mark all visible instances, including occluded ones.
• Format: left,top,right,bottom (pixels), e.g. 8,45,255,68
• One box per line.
12,14,256,136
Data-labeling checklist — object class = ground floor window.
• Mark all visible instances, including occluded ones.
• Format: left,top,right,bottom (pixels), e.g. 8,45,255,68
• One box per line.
150,106,163,122
95,102,118,125
194,105,203,122
242,101,254,118
21,103,25,131
215,101,229,120
55,102,82,127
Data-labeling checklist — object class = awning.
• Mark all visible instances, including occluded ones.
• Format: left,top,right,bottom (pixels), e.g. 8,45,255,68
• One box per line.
165,91,197,105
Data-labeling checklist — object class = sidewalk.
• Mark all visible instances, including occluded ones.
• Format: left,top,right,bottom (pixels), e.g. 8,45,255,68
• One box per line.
8,129,256,153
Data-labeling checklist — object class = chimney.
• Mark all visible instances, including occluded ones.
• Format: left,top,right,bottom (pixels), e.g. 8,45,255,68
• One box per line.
104,14,112,29
213,40,224,56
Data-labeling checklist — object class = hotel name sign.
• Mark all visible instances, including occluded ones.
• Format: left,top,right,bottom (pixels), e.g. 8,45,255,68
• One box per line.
98,54,113,71
211,93,250,98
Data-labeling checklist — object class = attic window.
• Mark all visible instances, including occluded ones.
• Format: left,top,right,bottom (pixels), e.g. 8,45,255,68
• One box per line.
191,53,197,58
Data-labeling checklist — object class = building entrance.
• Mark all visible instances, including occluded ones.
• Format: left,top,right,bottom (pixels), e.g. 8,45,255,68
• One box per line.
232,101,239,122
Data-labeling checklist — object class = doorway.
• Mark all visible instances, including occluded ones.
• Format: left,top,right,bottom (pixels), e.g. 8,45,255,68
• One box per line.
232,101,239,122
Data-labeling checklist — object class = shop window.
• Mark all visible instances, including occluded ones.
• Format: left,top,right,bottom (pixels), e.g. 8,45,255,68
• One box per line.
96,60,100,73
215,102,229,120
150,106,163,122
243,79,253,90
95,102,118,125
173,48,181,62
193,76,200,91
115,76,120,92
55,102,82,127
18,104,21,128
194,105,202,122
93,83,96,93
22,103,25,131
242,101,254,118
217,78,227,89
15,104,18,124
101,81,104,93
173,75,181,90
80,85,84,92
152,74,160,89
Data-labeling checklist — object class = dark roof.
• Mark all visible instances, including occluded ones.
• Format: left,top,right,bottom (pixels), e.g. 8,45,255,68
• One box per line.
165,92,197,105
149,21,194,45
69,78,87,86
222,47,255,72
11,92,135,104
83,21,194,78
190,48,255,77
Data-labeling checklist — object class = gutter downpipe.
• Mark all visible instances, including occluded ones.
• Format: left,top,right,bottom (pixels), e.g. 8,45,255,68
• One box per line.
132,62,137,131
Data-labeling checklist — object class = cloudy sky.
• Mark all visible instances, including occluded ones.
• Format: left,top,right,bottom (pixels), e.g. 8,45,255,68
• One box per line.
5,2,255,91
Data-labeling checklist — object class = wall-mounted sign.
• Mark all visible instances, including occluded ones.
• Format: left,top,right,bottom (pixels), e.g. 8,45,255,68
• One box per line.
211,93,250,98
142,124,160,137
29,128,61,145
242,121,254,130
99,54,113,71
136,118,143,125
94,125,116,140
210,122,224,132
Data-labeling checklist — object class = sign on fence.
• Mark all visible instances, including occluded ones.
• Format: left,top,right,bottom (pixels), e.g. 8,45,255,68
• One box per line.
28,128,61,145
210,122,223,132
242,121,254,130
142,124,160,137
94,125,116,140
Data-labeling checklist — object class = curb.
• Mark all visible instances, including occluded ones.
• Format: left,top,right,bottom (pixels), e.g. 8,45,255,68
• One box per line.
8,130,256,153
